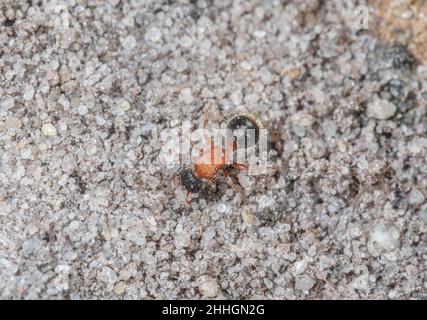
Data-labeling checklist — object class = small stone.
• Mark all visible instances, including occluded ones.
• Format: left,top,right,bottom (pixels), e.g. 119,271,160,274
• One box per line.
170,119,180,127
86,145,97,156
26,224,38,235
241,209,254,226
244,92,259,105
119,269,131,281
22,239,42,256
293,259,308,275
420,204,427,225
240,61,252,71
38,143,48,151
270,89,283,102
20,147,32,160
145,26,162,43
99,266,118,285
198,276,220,297
295,275,315,292
41,123,57,137
173,224,190,248
217,202,231,214
59,65,71,82
181,35,192,48
230,90,243,106
408,188,425,205
1,95,14,110
291,112,315,127
253,30,266,38
121,35,137,50
78,104,88,115
179,88,193,104
260,67,273,85
62,154,76,174
367,98,397,120
23,85,35,101
5,117,22,129
53,265,71,291
367,223,401,256
96,115,106,126
116,98,131,112
114,281,125,295
122,15,135,28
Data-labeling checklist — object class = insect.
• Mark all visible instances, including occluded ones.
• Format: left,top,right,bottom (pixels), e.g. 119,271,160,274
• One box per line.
226,112,264,149
176,113,264,204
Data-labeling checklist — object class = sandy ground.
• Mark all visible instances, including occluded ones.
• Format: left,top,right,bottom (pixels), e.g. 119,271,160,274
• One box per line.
0,0,426,299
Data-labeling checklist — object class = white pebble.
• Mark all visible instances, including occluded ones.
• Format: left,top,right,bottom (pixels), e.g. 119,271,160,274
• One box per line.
408,188,425,205
145,26,162,43
367,223,400,256
20,148,32,160
181,35,192,48
62,154,76,174
23,85,35,101
240,61,252,71
260,67,272,85
78,104,88,115
5,117,22,129
96,115,106,126
86,145,97,156
41,123,57,137
59,65,71,82
291,112,315,127
22,239,42,256
230,90,242,106
293,259,308,275
253,30,266,38
420,204,427,225
295,275,315,292
99,266,118,285
367,98,396,120
257,195,274,209
198,276,220,297
119,269,131,281
116,98,131,112
1,95,15,110
179,88,193,104
114,282,125,295
217,202,231,214
121,35,137,50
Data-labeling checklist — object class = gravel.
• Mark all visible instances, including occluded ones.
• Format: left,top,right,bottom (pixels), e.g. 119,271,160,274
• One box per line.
0,0,426,299
367,98,397,120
